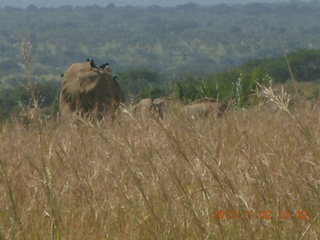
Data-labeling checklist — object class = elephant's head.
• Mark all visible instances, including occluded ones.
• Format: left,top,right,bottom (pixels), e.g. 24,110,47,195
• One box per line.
130,98,157,123
131,97,184,122
152,97,184,119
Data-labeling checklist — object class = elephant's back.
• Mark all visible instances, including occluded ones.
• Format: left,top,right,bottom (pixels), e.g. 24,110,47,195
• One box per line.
184,98,226,118
63,62,91,79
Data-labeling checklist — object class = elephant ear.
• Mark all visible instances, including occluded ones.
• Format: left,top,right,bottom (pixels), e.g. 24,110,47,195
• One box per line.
60,62,91,100
78,69,101,93
60,72,81,113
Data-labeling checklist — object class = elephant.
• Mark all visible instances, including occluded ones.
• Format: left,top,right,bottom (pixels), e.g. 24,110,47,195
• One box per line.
131,98,154,122
59,60,125,119
132,97,226,122
131,97,184,121
183,98,227,119
152,97,184,119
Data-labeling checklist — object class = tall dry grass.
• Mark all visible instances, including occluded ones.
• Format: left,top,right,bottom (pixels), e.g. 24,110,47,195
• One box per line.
0,96,320,239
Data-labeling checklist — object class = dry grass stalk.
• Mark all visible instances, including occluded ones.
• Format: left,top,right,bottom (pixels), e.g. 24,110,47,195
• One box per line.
0,100,320,239
18,39,40,119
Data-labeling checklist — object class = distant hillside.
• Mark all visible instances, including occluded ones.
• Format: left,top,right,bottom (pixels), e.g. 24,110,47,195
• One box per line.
0,1,319,80
0,0,307,8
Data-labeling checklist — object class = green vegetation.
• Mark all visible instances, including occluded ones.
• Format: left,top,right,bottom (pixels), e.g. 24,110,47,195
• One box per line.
1,1,320,75
240,48,320,83
117,68,169,101
173,66,271,108
1,1,320,118
2,47,320,119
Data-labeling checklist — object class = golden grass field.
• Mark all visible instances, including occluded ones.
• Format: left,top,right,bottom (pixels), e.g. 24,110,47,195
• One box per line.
0,91,320,239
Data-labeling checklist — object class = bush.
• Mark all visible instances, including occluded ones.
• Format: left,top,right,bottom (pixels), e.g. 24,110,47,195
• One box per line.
173,67,271,108
240,49,320,83
0,79,60,120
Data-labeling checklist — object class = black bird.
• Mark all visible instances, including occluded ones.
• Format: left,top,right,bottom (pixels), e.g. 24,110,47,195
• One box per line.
113,75,119,87
99,63,109,69
89,59,97,68
86,58,90,62
61,74,64,77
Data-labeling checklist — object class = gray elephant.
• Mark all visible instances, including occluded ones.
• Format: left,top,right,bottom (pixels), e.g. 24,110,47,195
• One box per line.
59,61,125,119
152,97,184,119
131,98,154,122
183,98,227,119
131,97,184,122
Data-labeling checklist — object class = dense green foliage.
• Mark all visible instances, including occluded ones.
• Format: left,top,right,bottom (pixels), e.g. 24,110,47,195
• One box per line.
0,1,320,76
2,47,320,119
117,68,169,101
173,66,271,108
1,1,320,118
240,48,320,83
2,48,320,119
0,79,60,118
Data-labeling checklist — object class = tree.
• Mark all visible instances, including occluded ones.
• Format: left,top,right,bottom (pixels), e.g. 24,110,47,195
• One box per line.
117,68,162,100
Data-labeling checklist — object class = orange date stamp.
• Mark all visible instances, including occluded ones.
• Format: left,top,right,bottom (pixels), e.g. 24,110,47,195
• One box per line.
212,210,308,219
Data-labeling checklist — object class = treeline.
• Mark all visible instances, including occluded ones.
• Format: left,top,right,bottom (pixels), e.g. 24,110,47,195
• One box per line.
1,48,320,119
0,0,320,79
119,48,320,102
1,1,320,119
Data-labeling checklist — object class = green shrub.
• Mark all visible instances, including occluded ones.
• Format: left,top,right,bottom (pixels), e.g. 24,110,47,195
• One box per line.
173,67,271,108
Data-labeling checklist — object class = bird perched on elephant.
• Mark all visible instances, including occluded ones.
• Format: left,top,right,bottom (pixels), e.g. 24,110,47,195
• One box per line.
59,60,125,119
